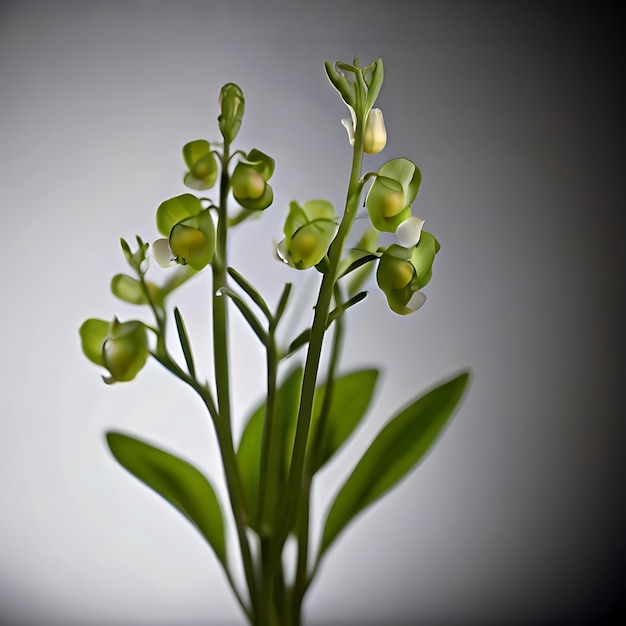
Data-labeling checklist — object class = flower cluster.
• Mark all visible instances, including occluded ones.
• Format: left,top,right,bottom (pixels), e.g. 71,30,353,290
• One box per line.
277,58,439,314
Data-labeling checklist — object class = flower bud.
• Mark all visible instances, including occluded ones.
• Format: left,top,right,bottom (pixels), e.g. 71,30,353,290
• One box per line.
101,318,149,383
231,149,274,211
362,108,386,154
168,209,215,271
366,158,421,233
218,83,245,144
278,200,338,269
182,140,218,191
376,244,426,315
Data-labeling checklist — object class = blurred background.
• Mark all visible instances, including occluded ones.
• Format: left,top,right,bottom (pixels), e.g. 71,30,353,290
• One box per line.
1,1,623,624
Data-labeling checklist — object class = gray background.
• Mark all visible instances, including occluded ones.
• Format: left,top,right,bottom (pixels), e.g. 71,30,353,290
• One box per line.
1,1,623,624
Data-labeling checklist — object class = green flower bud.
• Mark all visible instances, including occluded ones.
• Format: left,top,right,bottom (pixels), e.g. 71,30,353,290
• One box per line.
231,149,274,211
366,158,421,233
101,318,149,384
218,83,245,144
168,209,215,271
182,140,218,191
376,241,436,316
278,200,338,270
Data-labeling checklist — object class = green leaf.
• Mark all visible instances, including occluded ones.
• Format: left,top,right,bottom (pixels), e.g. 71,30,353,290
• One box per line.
111,274,149,305
236,368,302,532
79,318,109,366
156,194,202,237
319,371,470,556
106,431,227,567
173,307,196,378
309,369,379,472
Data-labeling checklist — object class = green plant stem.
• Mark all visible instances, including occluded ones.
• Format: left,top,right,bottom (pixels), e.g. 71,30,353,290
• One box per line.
211,141,260,620
270,76,367,581
257,331,280,623
291,285,346,623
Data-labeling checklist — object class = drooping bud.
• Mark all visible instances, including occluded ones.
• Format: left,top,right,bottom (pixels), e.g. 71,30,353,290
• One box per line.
168,209,215,271
101,318,149,383
231,149,274,211
376,238,438,316
182,140,218,190
218,83,245,144
366,158,421,233
278,200,338,269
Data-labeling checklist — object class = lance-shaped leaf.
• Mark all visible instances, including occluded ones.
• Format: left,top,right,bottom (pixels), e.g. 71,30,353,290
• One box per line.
308,369,379,473
319,371,470,556
106,431,227,568
236,368,302,532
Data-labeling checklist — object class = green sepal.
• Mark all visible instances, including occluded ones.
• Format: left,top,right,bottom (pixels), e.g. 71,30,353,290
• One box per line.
156,194,203,237
79,318,109,366
320,371,470,557
324,61,356,109
364,58,384,113
106,431,228,568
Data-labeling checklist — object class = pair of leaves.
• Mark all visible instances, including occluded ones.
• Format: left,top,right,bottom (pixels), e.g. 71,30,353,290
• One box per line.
319,370,470,557
236,368,379,533
106,432,227,568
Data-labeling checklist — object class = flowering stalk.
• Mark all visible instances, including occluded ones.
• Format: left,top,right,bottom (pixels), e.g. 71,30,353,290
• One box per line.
78,56,470,626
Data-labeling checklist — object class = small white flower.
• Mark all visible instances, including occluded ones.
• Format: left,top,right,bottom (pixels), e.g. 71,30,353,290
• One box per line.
396,216,425,248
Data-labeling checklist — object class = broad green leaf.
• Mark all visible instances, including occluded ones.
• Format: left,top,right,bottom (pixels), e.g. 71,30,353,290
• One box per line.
309,369,379,473
79,318,108,366
236,368,302,532
106,431,227,567
156,194,202,237
320,371,470,556
111,274,149,305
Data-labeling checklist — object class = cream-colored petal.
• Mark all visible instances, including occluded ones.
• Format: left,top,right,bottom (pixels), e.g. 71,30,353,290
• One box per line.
341,117,355,146
396,216,425,248
406,290,427,312
152,238,176,268
276,239,290,265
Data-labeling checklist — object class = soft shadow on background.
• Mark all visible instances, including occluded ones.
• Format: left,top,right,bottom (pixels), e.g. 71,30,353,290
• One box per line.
1,1,623,625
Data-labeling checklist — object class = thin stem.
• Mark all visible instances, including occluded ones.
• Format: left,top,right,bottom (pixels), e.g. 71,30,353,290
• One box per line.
269,60,367,579
292,284,346,622
211,140,260,619
257,333,279,623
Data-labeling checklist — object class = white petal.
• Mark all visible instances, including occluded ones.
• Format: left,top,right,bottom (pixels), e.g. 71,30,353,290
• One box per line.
276,239,290,264
341,117,355,146
396,217,425,248
406,290,427,312
152,238,176,268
